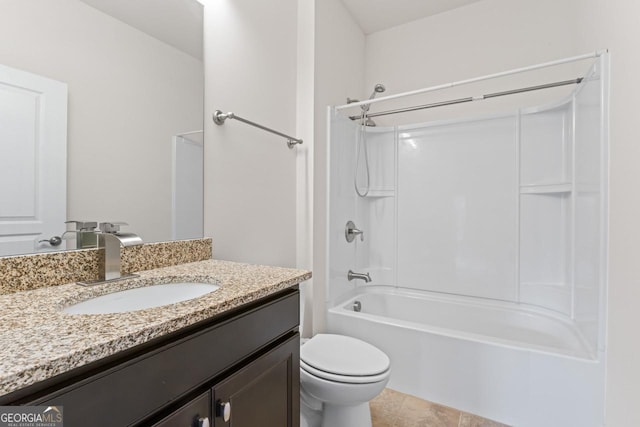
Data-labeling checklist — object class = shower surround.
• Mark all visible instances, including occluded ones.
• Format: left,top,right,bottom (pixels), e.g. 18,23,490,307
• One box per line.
325,55,608,426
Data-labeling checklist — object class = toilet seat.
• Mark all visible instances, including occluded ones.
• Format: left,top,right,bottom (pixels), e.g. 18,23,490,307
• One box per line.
300,334,390,384
300,359,389,384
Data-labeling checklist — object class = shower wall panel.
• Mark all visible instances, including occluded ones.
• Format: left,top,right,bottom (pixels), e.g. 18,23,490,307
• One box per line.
519,192,571,313
519,108,571,186
355,128,396,286
328,114,397,305
327,112,358,304
518,105,573,315
573,64,606,353
396,117,518,300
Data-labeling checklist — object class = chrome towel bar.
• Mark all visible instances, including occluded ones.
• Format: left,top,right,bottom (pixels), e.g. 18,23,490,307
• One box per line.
213,110,303,149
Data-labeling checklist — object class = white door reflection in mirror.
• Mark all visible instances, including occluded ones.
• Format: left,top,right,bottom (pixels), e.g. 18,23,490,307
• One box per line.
0,64,67,256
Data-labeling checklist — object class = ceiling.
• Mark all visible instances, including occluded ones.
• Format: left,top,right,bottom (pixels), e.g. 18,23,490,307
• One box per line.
79,0,203,60
340,0,485,34
78,0,485,60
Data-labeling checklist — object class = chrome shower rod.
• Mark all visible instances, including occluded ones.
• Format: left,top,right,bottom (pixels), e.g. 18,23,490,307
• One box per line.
213,110,303,149
349,77,584,121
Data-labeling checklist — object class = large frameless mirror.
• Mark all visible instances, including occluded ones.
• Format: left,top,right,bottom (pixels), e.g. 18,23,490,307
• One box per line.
0,0,205,256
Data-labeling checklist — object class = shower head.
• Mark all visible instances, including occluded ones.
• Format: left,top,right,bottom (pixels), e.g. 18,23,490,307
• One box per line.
362,83,386,112
368,83,386,100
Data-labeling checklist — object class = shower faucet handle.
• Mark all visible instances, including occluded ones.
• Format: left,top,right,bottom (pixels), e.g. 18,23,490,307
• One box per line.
345,220,364,242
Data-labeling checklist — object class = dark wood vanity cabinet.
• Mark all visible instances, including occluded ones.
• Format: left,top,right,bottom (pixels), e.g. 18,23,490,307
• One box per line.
153,337,300,427
1,288,300,427
153,335,299,427
212,334,299,427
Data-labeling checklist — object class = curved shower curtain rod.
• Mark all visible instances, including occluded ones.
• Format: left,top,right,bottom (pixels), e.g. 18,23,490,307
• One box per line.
348,77,584,120
336,50,606,112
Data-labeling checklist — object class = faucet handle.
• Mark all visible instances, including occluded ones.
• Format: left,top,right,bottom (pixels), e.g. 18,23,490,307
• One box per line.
65,220,97,230
99,222,128,233
345,220,365,242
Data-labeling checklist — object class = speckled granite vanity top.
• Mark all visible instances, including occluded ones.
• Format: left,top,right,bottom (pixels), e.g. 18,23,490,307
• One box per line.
0,259,311,396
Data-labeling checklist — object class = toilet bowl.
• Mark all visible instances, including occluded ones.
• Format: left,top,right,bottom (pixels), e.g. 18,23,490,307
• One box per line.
300,334,390,427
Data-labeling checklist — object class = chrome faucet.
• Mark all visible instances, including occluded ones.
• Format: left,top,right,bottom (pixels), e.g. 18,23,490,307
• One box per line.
347,270,372,283
77,222,143,286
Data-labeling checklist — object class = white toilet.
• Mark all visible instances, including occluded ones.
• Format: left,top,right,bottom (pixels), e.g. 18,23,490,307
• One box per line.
300,334,391,427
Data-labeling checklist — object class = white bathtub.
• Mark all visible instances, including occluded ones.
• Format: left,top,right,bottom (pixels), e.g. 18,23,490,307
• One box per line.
327,286,605,427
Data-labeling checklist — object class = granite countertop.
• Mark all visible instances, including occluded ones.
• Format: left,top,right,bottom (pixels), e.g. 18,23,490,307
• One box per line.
0,259,311,396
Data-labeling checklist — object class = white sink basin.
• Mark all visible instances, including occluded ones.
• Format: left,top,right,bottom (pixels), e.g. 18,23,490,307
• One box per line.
62,282,220,314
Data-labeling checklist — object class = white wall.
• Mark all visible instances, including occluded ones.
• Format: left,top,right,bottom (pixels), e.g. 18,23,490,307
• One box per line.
363,0,588,127
200,0,364,334
365,0,583,91
0,0,204,244
575,1,640,425
296,0,316,337
203,0,298,267
361,0,640,424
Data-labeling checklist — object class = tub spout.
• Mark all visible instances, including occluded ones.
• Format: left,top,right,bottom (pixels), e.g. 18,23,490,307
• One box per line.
348,270,372,283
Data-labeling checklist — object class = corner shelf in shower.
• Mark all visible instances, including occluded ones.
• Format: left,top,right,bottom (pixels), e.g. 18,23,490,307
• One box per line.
362,187,395,198
519,183,572,194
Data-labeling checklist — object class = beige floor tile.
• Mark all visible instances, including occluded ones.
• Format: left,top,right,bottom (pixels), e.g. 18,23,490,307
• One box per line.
391,393,460,427
370,388,511,427
371,388,407,427
371,414,396,427
458,412,510,427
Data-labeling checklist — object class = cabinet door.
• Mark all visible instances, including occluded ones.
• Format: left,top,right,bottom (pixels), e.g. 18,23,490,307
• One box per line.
152,391,210,427
212,335,299,427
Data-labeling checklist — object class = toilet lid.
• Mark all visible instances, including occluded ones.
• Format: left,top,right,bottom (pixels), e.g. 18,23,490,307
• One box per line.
300,334,390,377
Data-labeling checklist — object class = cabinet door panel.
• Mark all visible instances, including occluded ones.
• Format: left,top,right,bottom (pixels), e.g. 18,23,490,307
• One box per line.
153,391,210,427
213,335,299,427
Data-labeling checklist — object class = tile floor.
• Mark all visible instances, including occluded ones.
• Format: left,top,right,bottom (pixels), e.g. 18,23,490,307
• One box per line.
370,388,510,427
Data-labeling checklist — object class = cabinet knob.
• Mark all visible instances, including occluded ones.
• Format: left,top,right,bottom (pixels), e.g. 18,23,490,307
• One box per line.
217,401,231,422
198,417,210,427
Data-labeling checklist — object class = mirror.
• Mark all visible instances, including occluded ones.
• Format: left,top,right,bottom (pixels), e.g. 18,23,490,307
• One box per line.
0,0,204,256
